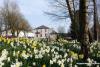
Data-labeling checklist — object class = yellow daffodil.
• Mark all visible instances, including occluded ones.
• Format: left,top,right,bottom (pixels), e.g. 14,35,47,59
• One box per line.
0,38,2,42
69,51,78,60
42,64,46,67
7,39,11,45
79,54,84,59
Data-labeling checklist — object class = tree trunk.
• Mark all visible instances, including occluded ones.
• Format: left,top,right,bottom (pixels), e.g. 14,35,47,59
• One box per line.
5,25,8,38
79,0,90,60
16,30,20,37
93,0,98,41
11,30,15,37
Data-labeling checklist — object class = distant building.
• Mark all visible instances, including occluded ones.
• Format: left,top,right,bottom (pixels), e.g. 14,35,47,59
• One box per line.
50,32,72,41
50,30,58,40
33,25,54,38
32,25,72,40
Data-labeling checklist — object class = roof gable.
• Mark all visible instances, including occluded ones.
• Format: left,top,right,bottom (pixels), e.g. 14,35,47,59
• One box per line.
35,25,50,29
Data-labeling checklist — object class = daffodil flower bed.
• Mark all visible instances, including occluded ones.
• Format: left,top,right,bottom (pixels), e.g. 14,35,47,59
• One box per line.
0,36,100,67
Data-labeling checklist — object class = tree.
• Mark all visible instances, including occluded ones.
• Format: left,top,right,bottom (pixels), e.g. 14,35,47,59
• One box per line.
46,0,94,41
47,0,98,60
0,17,3,35
93,0,98,41
0,0,19,36
18,16,32,37
79,0,90,60
46,0,82,40
69,10,79,40
0,0,32,37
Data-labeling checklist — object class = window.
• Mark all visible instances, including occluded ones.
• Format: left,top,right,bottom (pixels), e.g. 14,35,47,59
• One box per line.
36,34,38,37
45,29,47,32
40,34,42,37
45,34,46,37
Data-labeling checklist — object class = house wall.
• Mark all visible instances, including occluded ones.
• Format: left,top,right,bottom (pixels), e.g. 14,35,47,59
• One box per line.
34,29,51,38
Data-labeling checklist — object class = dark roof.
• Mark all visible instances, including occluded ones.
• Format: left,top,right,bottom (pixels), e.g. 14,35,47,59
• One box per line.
35,25,50,29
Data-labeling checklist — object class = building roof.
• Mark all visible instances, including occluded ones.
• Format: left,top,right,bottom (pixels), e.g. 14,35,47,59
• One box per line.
35,25,50,29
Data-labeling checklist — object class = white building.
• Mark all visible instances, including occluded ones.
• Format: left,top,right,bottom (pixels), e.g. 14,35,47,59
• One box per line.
33,25,53,38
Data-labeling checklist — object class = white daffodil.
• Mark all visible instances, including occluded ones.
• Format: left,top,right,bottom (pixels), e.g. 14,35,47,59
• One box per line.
35,55,39,59
64,53,68,58
11,61,22,67
87,58,92,63
61,63,64,67
57,60,62,65
45,49,50,53
10,42,14,47
7,57,10,62
34,49,38,54
51,48,54,52
52,58,57,63
38,53,43,59
21,52,29,59
50,60,53,65
0,62,4,67
33,62,36,66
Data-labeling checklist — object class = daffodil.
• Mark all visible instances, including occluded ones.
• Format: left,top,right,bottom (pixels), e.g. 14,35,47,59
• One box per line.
7,57,10,62
61,63,64,67
7,39,11,45
79,54,84,59
0,38,2,42
42,64,46,67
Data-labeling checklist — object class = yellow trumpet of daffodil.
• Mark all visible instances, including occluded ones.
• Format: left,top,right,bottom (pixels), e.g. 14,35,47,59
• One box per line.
0,38,2,42
7,39,11,45
79,54,84,59
42,64,46,67
3,38,7,43
69,51,78,60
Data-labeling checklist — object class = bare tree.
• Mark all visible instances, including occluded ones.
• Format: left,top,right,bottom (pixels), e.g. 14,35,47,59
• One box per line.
46,0,94,41
18,16,32,37
47,0,99,60
0,0,32,37
0,0,18,36
0,0,9,36
46,0,81,40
